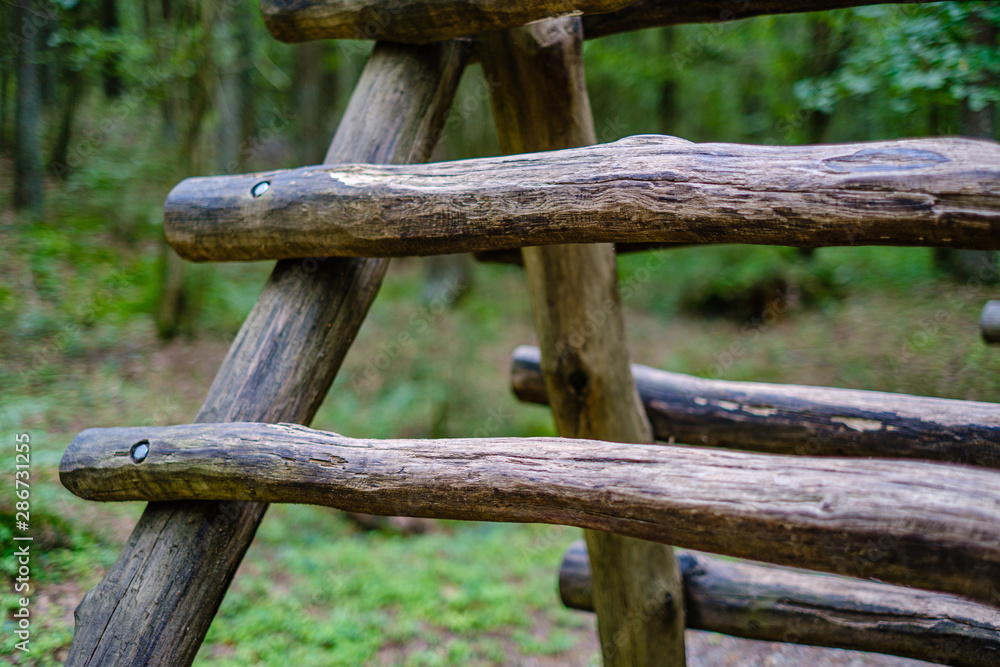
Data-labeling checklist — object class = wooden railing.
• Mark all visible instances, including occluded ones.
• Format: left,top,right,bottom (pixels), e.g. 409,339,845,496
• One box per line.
59,1,1000,666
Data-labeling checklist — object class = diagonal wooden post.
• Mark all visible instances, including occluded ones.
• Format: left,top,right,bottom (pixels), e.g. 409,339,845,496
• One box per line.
65,40,469,666
480,17,686,666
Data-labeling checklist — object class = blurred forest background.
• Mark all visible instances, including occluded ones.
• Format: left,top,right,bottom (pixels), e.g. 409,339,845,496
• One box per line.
2,1,1000,665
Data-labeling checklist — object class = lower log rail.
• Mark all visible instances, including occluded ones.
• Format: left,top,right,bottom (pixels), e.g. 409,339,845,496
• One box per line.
164,135,1000,262
512,346,1000,468
557,541,1000,667
62,422,1000,608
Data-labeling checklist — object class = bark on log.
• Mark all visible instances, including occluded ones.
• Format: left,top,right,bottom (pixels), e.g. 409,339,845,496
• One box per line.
982,301,1000,344
557,541,1000,667
61,421,1000,608
259,0,635,44
479,17,685,665
511,346,1000,468
64,41,469,667
164,136,1000,262
258,0,936,44
580,0,932,40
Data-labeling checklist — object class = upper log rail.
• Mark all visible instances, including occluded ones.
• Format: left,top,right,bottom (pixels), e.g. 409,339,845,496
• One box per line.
260,0,935,44
580,0,931,39
557,540,1000,667
62,422,1000,608
511,346,1000,468
64,41,470,667
165,135,1000,262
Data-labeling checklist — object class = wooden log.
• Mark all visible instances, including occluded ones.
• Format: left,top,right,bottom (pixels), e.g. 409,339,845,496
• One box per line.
510,346,1000,468
164,136,1000,262
258,0,936,44
60,421,1000,608
580,0,934,40
983,300,1000,344
479,17,685,665
557,541,1000,667
259,0,634,44
64,41,470,667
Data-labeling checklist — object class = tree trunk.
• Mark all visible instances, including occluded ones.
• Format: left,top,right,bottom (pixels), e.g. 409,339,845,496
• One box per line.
101,0,121,98
295,41,326,165
13,0,44,211
50,67,85,178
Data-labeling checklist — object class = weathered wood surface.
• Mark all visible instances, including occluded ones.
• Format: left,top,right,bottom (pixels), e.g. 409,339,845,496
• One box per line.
164,136,1000,262
580,0,934,40
558,540,1000,667
259,0,935,44
480,17,685,665
64,41,469,667
61,422,1000,607
511,346,1000,468
259,0,634,44
983,300,1000,344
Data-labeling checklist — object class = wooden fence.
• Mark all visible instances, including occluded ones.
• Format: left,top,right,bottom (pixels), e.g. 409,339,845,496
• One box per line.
59,1,1000,665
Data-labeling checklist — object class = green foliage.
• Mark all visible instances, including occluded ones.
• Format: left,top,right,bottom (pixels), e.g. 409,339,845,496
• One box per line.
796,3,1000,116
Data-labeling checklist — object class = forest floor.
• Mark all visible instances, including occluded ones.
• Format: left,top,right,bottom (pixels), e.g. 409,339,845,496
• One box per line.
4,224,1000,665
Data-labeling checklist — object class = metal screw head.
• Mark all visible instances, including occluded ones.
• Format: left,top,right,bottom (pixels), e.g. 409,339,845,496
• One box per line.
131,440,150,464
251,181,270,198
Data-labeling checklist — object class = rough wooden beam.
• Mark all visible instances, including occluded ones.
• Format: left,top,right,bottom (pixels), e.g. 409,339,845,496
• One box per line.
258,0,936,44
63,41,469,667
259,0,634,44
164,136,1000,262
61,421,1000,608
479,16,685,665
983,300,1000,344
580,0,934,40
557,541,1000,667
511,346,1000,468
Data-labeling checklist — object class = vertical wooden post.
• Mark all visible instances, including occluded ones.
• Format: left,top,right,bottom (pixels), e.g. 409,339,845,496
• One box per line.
480,18,686,666
65,41,469,667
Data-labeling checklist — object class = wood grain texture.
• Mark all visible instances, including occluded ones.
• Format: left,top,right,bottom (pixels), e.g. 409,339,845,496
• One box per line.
557,541,1000,667
64,41,469,667
61,421,1000,608
479,17,685,664
258,0,935,44
983,300,1000,344
581,0,934,40
164,135,1000,262
511,345,1000,468
260,0,635,44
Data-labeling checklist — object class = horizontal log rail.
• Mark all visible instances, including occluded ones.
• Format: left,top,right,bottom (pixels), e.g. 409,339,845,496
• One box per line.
558,540,1000,667
260,0,936,44
580,0,932,40
511,346,1000,468
62,422,1000,607
164,136,1000,262
983,301,1000,344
